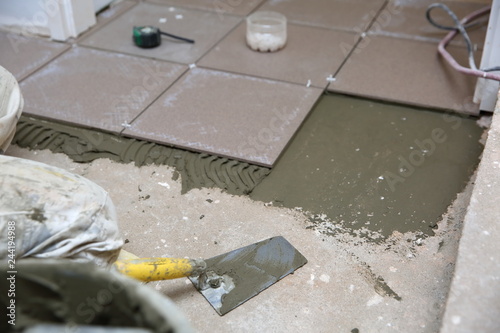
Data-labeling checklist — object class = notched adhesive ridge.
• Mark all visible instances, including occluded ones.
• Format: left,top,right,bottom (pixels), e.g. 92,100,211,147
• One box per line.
13,116,270,195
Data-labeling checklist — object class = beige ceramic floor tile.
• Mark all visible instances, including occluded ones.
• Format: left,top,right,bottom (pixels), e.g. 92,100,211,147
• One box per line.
0,31,69,81
328,35,481,114
258,0,386,32
199,22,356,87
20,46,186,133
123,67,323,166
371,0,489,49
147,0,265,17
79,2,241,64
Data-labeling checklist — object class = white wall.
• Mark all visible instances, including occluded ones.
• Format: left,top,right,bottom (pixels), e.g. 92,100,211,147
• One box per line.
0,0,111,40
0,0,51,36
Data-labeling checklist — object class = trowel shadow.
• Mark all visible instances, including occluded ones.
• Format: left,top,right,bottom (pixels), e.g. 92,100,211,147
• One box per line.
160,280,198,303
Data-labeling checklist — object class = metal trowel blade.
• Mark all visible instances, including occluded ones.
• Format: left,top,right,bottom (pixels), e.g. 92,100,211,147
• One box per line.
188,236,307,315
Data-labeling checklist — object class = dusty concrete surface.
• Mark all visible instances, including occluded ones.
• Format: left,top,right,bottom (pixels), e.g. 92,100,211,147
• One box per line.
6,143,476,333
440,95,500,333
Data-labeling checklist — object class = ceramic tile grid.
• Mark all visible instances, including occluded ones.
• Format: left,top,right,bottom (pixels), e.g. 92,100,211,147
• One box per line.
147,0,265,17
328,35,482,114
19,46,187,134
258,0,387,32
79,2,241,64
371,0,489,49
198,22,356,88
5,0,488,166
123,67,323,167
0,31,69,81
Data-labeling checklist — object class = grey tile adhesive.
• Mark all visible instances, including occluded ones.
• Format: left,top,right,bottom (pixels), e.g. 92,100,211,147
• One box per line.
13,116,270,195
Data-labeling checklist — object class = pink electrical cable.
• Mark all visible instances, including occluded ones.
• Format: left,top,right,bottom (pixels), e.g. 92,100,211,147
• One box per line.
438,6,500,81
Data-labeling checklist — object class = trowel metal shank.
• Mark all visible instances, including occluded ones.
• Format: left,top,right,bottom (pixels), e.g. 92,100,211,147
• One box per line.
189,236,307,315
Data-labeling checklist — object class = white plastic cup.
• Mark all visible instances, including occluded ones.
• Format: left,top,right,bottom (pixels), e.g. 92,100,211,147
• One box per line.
246,11,287,52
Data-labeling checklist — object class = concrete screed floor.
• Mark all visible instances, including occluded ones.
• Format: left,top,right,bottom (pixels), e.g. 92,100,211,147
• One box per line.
5,138,476,333
2,1,499,331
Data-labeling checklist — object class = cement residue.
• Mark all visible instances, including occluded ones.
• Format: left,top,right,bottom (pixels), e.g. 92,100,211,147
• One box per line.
13,116,269,195
5,146,474,332
189,236,307,315
216,236,307,316
354,257,402,301
306,168,477,330
251,93,484,237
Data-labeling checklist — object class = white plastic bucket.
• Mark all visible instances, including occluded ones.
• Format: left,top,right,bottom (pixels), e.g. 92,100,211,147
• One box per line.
0,65,23,154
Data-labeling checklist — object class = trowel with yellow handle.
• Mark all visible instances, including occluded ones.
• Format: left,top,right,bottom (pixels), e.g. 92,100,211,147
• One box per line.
114,236,307,315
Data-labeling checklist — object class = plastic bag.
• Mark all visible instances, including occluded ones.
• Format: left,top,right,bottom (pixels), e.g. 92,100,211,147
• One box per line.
0,155,124,267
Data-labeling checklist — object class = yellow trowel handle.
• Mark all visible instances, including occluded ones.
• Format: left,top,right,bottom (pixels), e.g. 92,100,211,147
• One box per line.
114,258,206,282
